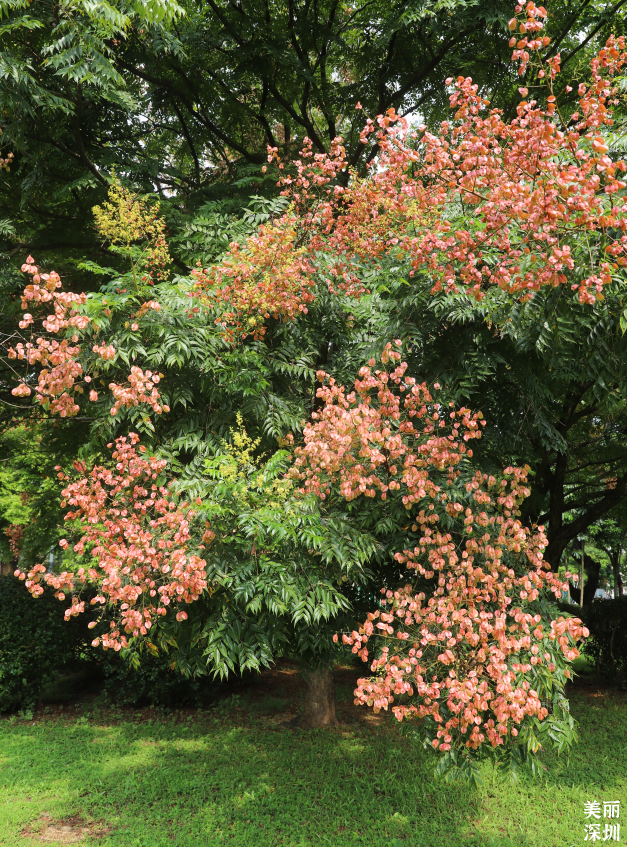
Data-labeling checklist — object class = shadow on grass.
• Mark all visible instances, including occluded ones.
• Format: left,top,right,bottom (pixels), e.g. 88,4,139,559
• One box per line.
4,681,625,847
0,710,501,847
539,686,627,792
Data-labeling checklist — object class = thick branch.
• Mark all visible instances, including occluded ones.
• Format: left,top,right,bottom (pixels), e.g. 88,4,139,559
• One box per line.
560,0,627,70
544,473,627,568
72,116,108,186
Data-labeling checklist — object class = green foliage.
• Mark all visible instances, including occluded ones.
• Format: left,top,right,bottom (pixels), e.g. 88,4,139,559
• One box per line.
0,425,70,567
172,194,288,267
578,597,627,686
99,648,219,708
0,576,88,713
0,0,184,120
176,420,377,677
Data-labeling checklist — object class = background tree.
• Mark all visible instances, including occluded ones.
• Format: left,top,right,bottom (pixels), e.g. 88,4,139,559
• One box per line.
2,0,627,273
382,283,627,573
565,513,627,602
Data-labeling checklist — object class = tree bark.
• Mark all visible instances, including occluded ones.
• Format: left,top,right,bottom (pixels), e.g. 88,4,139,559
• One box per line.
611,550,624,598
299,666,338,728
567,547,602,605
583,552,601,605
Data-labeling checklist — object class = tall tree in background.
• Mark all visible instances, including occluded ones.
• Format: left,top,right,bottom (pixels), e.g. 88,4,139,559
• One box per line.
382,284,627,573
2,0,627,267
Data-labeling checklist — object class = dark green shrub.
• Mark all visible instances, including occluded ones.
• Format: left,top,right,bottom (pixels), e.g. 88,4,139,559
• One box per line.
0,575,89,712
99,648,219,708
0,576,218,712
577,597,627,686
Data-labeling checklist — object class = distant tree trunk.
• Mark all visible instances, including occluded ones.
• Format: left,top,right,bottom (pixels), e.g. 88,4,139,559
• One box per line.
583,552,601,605
567,548,601,605
300,666,338,728
611,550,624,598
580,541,586,606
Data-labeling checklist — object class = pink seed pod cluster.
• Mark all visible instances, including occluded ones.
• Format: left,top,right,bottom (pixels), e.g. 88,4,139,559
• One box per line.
5,257,167,420
0,125,14,172
190,223,318,341
8,258,89,415
109,367,170,416
196,7,627,341
16,434,207,650
294,341,587,754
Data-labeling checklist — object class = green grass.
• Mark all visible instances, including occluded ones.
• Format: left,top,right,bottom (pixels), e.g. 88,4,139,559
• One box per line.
1,686,626,847
570,655,596,677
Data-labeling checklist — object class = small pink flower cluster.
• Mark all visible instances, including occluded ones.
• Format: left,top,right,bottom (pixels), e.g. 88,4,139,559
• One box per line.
5,257,170,421
16,434,207,651
108,367,170,417
18,259,89,328
273,136,368,298
296,343,588,755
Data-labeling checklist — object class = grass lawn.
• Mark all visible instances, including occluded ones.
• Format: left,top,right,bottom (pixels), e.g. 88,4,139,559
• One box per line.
1,662,626,847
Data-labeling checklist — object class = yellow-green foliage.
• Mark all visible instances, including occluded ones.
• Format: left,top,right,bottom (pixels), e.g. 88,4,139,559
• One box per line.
206,415,293,509
92,175,171,284
0,466,31,527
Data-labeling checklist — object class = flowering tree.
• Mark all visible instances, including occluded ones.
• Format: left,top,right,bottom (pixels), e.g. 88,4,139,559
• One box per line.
191,3,627,337
2,3,617,766
288,341,587,777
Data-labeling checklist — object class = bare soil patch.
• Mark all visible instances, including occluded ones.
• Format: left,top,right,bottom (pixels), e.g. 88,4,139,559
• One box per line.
22,814,109,844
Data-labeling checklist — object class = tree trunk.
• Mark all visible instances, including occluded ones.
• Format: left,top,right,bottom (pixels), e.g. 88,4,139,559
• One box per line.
567,550,601,605
543,471,627,570
583,552,601,605
579,540,586,606
299,666,338,728
612,551,624,598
